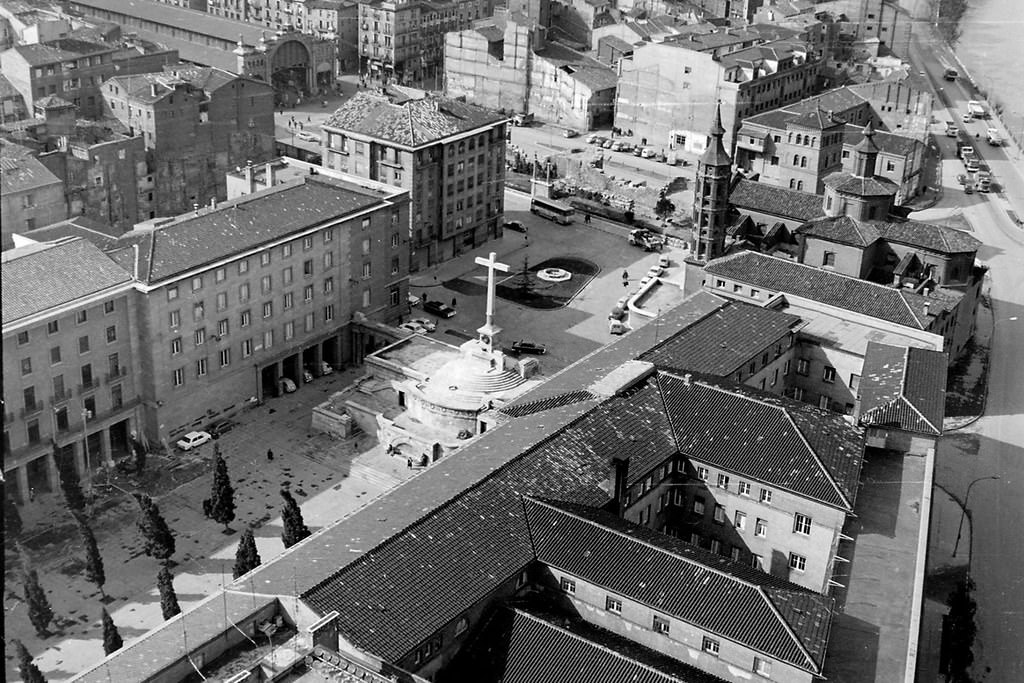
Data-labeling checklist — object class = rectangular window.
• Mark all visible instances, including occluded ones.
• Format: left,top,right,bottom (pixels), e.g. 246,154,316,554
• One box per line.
560,577,576,594
823,251,836,267
240,309,251,328
195,328,206,346
850,373,861,391
76,310,88,324
304,259,314,276
282,242,293,258
284,292,294,310
738,481,750,496
261,275,272,294
755,518,767,537
261,252,271,267
717,473,729,489
324,277,334,294
193,302,204,321
284,321,295,340
362,289,371,308
17,331,29,346
192,275,203,291
797,359,810,375
105,325,117,343
239,282,250,302
263,330,274,349
390,287,400,307
216,292,228,311
263,302,273,318
751,554,764,570
173,368,184,387
734,510,746,529
754,657,772,677
693,496,706,515
605,596,622,613
823,366,836,383
21,358,32,375
304,285,314,302
362,237,371,255
391,232,400,248
653,616,671,635
819,395,831,410
760,488,773,504
303,236,313,250
171,337,182,355
697,466,708,481
789,553,806,572
714,504,726,523
167,286,179,301
215,267,226,283
51,346,62,365
710,538,721,554
196,358,208,377
283,267,293,285
241,339,253,358
304,312,315,332
325,304,335,321
238,259,249,275
324,251,334,268
79,336,90,354
217,319,229,337
362,262,372,278
794,513,812,535
702,636,719,655
324,228,334,243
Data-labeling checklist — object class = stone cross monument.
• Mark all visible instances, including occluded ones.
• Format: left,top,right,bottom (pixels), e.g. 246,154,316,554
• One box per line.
474,251,510,353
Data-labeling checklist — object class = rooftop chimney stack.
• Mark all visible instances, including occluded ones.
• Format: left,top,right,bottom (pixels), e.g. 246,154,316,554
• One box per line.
243,161,254,194
151,83,159,98
612,456,630,516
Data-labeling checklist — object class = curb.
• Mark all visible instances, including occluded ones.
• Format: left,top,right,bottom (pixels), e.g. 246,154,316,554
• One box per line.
942,294,994,433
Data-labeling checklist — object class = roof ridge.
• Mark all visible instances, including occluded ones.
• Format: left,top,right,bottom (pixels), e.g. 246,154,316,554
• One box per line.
897,290,924,329
526,496,765,592
897,347,940,432
508,607,689,681
742,252,915,296
759,586,824,672
781,409,853,510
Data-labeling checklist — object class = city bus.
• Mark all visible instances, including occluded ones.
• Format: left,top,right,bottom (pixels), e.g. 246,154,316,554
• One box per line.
530,197,575,224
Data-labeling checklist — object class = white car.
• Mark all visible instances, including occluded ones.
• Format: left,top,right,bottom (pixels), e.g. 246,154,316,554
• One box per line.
641,147,657,158
399,322,428,334
296,131,320,143
409,317,437,332
647,265,664,278
177,431,212,451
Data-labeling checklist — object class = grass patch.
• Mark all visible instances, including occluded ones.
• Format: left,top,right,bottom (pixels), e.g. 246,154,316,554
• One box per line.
498,257,599,310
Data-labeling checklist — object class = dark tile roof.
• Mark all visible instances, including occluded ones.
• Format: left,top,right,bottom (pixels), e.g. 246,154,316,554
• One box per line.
449,603,727,683
858,342,946,435
729,179,826,222
2,238,132,322
323,90,506,147
535,42,618,92
111,176,388,284
703,251,942,330
500,389,596,418
786,87,868,116
0,153,62,194
823,170,899,197
640,300,803,377
525,498,834,673
7,39,108,66
877,220,981,254
70,0,268,44
16,215,123,250
796,215,882,247
843,124,920,157
658,372,863,510
500,291,728,414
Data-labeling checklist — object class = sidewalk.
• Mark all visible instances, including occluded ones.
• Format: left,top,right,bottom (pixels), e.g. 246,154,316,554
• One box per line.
7,367,416,681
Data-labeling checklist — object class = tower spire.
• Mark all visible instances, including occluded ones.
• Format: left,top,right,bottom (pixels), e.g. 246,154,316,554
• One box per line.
690,102,732,262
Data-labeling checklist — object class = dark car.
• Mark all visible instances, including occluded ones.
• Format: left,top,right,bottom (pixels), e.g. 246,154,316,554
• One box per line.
424,301,457,318
208,419,235,439
512,340,546,355
504,220,527,233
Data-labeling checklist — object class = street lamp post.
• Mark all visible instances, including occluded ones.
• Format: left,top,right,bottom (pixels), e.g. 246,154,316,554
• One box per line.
82,407,94,497
952,475,1000,558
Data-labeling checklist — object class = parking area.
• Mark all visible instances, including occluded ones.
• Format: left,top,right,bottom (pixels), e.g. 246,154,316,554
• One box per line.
407,189,691,373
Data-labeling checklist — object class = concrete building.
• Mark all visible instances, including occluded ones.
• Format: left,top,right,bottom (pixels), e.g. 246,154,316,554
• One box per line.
0,71,29,122
101,66,276,216
357,0,492,85
322,87,507,270
614,35,818,155
0,29,178,119
0,2,74,50
2,238,139,504
1,142,67,247
444,9,617,130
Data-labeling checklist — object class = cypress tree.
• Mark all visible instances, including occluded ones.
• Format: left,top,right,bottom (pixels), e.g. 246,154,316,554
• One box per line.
157,566,181,620
946,577,977,681
23,568,54,637
204,450,236,532
54,444,86,513
232,527,262,579
280,488,310,549
137,495,175,562
79,520,106,597
5,492,23,539
101,607,124,655
13,639,47,683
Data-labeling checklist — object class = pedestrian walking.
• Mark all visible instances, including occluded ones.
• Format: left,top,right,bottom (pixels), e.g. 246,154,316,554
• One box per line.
451,297,457,308
267,448,274,462
29,487,36,502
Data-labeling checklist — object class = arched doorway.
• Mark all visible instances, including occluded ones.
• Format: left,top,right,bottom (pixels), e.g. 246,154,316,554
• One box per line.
271,40,312,104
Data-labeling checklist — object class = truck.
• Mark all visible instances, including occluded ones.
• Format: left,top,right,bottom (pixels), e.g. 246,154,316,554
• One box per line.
945,121,958,137
512,112,534,126
967,100,987,119
956,131,975,159
986,127,1003,146
628,229,663,251
939,58,958,81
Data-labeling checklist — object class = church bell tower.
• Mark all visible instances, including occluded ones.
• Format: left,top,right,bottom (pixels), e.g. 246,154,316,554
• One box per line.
690,104,733,262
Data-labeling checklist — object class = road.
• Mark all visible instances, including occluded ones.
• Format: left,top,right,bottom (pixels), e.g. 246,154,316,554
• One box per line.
909,20,1024,682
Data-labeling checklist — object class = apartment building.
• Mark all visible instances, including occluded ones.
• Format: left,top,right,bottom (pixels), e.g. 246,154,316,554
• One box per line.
322,88,507,270
614,36,819,155
1,143,66,246
357,0,492,85
0,30,178,118
2,239,139,504
102,66,275,216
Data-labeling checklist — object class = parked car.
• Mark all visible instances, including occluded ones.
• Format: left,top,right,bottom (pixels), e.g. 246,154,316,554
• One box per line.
511,340,547,355
423,301,456,318
504,220,527,233
512,112,534,126
609,320,629,335
641,147,657,158
647,265,664,278
602,139,615,149
408,293,422,307
399,322,428,334
315,361,334,375
610,141,630,152
303,369,315,383
632,146,644,156
177,431,212,451
587,134,606,145
964,182,975,194
279,377,297,393
658,255,671,269
409,317,437,332
208,420,234,440
296,131,320,143
562,128,579,138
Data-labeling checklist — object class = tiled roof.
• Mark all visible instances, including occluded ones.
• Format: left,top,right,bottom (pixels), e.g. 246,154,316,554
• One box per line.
69,0,267,44
796,215,882,247
110,176,387,284
323,90,506,147
6,39,108,66
704,251,940,329
500,389,595,418
2,238,132,322
729,179,826,222
659,373,863,509
451,603,728,683
33,94,74,109
299,400,608,663
0,72,22,99
877,220,981,254
858,342,946,435
0,153,62,194
823,170,899,197
640,300,802,377
786,86,868,116
525,498,834,673
843,124,919,157
16,215,123,250
535,42,618,92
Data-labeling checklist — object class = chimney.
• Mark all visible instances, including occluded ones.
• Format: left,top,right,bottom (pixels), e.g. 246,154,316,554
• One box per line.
682,373,692,386
243,161,254,194
265,161,275,187
923,302,930,317
150,83,159,98
611,456,630,515
193,203,200,216
209,196,217,210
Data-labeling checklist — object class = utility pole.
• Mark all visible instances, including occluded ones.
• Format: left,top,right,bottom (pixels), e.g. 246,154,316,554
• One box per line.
82,407,93,497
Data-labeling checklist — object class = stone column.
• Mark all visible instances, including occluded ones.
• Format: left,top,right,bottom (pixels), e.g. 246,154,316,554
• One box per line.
45,449,60,492
17,466,30,504
74,440,87,479
100,428,113,466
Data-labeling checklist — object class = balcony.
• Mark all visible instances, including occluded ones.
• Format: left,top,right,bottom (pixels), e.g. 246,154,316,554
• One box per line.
79,378,101,394
50,389,73,405
19,403,44,419
105,366,129,383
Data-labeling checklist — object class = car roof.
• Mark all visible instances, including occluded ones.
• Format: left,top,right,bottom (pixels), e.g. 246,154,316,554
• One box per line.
184,431,204,438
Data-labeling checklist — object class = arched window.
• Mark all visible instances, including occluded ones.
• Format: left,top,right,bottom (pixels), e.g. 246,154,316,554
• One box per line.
796,134,802,144
797,180,804,190
793,155,800,166
789,178,796,189
800,156,807,168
